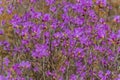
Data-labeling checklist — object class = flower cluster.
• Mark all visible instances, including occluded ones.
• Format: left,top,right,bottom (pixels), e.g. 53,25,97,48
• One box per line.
0,0,120,80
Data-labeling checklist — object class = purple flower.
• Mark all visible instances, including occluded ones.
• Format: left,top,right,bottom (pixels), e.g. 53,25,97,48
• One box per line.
17,0,23,3
50,6,56,12
98,71,104,78
117,47,120,54
73,48,84,57
96,0,107,7
46,70,52,77
70,74,77,80
33,66,39,72
42,13,51,21
32,44,49,58
0,7,4,15
0,1,2,4
7,9,12,14
73,17,84,25
80,72,86,79
105,70,111,76
62,13,70,24
58,76,64,80
21,39,29,45
59,66,66,73
19,61,31,68
88,10,98,22
35,12,42,19
30,0,37,3
113,15,120,23
52,40,60,47
73,27,83,38
21,28,29,36
0,29,4,35
51,19,59,29
3,41,10,51
108,31,117,44
94,45,105,52
99,18,105,23
79,35,91,45
79,0,93,7
117,30,120,39
12,63,22,75
117,78,120,80
63,4,70,13
45,0,55,6
3,57,10,66
44,31,50,38
95,24,109,38
22,21,32,28
98,29,106,38
1,20,6,26
7,4,14,14
0,75,7,80
10,14,22,28
31,25,41,38
53,32,63,38
30,7,42,19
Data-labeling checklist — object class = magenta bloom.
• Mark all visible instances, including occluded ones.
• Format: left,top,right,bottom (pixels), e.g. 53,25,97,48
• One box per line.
70,74,77,80
117,30,120,38
30,0,36,3
0,7,4,15
7,4,14,14
0,29,4,35
3,57,10,66
19,61,31,68
42,13,51,21
45,0,55,5
30,7,42,19
32,44,49,58
114,15,120,23
0,75,7,80
96,0,107,7
0,1,2,4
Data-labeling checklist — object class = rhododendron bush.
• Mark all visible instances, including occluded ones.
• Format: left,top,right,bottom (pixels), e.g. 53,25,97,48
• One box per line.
0,0,120,80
